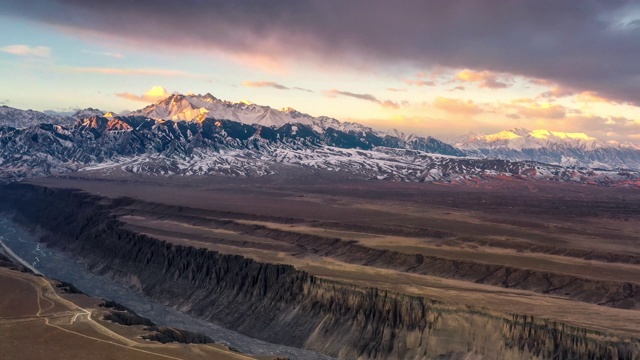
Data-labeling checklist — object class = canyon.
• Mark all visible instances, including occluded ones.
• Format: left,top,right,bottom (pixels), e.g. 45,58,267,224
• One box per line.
1,171,639,359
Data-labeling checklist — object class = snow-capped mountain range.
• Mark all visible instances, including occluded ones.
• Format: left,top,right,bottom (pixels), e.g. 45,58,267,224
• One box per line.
70,107,105,120
132,93,425,141
456,128,600,151
453,128,640,170
0,93,639,186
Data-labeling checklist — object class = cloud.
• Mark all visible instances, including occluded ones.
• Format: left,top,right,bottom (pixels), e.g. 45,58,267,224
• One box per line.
531,114,640,143
433,97,482,115
404,79,435,87
0,44,50,58
81,50,124,58
380,100,400,109
326,89,400,109
448,86,465,91
575,91,617,104
387,88,407,92
351,114,506,139
69,67,198,77
293,86,313,92
242,81,290,90
516,103,567,119
0,99,9,105
115,86,170,102
498,98,571,120
537,86,620,104
537,86,576,99
3,2,640,105
455,69,510,89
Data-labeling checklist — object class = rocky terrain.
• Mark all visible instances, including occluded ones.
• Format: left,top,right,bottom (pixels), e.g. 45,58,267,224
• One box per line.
1,94,639,187
0,248,260,360
1,111,638,186
2,178,640,359
0,105,80,128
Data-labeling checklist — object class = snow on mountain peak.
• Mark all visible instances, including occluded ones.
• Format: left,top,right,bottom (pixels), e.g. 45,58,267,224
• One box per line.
451,127,637,169
71,107,105,120
484,129,524,142
456,128,601,151
129,93,383,135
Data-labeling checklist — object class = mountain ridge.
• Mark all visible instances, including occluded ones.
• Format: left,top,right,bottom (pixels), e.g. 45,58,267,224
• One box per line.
0,94,639,184
0,113,637,187
454,127,640,170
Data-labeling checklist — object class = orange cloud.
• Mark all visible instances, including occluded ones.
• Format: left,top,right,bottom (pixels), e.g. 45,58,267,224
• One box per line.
455,69,510,89
350,114,505,138
517,104,567,119
502,99,570,120
575,91,617,104
510,97,535,104
433,97,483,115
115,86,170,102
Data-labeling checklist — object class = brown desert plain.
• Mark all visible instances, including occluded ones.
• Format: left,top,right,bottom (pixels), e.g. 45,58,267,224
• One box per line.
0,252,270,360
2,166,640,359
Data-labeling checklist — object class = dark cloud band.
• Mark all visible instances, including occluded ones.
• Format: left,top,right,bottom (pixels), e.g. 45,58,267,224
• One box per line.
3,0,640,104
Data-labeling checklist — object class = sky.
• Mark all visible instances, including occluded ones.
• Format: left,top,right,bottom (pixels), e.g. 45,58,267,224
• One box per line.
1,1,640,142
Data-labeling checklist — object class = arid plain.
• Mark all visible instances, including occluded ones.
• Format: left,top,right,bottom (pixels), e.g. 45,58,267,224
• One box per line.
0,259,262,360
27,167,640,346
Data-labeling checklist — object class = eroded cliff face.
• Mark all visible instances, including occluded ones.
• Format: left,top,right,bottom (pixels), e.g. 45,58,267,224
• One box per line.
113,204,640,309
1,183,638,359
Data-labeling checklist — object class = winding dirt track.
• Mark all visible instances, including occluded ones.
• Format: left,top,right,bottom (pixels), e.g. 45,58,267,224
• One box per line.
0,267,255,360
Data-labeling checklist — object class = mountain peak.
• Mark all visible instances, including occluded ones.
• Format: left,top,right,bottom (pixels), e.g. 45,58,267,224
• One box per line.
71,108,105,120
485,129,524,142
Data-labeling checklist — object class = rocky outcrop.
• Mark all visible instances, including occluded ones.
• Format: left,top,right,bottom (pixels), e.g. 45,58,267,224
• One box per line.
119,202,640,309
142,326,215,345
1,183,639,359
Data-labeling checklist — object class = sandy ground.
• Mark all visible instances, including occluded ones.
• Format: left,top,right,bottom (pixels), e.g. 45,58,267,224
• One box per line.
0,267,260,360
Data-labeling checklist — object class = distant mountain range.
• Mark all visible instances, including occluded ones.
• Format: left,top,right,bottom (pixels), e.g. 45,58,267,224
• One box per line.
0,94,638,186
0,105,110,128
453,128,640,170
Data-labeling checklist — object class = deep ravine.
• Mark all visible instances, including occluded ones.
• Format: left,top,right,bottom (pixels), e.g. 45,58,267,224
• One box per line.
1,183,639,360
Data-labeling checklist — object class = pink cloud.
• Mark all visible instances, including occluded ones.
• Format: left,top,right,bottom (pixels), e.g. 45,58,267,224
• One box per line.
0,44,50,58
242,81,290,90
69,67,199,77
455,69,511,89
